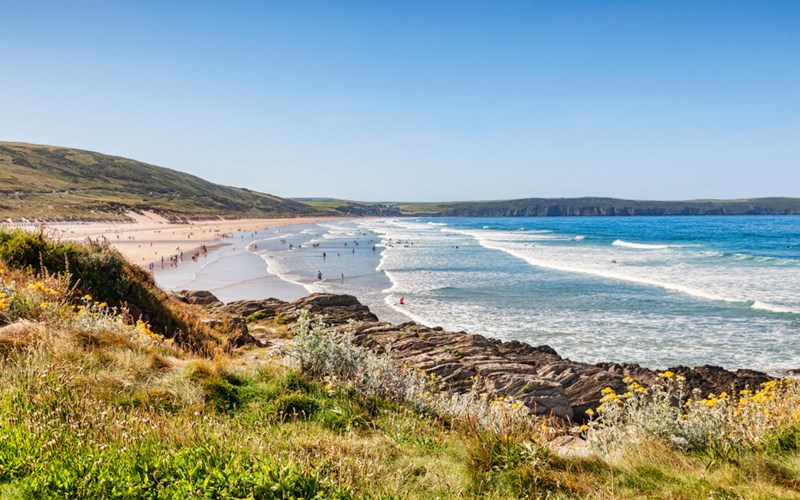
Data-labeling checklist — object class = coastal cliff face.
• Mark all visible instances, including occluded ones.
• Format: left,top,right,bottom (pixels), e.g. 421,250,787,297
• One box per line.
397,197,800,217
176,291,772,423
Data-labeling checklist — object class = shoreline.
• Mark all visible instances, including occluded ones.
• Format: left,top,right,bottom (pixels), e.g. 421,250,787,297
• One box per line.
20,211,345,268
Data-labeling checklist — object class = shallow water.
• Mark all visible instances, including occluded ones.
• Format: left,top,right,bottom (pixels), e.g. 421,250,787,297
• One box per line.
158,216,800,375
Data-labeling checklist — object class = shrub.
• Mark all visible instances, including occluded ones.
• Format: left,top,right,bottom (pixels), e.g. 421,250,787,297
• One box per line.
584,372,800,457
289,312,548,440
0,228,220,353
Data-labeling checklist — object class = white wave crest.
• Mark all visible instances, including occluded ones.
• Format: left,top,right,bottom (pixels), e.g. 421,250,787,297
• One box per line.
612,239,671,250
750,301,800,314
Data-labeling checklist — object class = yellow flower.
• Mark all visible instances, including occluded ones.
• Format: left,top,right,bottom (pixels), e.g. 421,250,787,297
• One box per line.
660,371,675,378
39,301,49,309
579,424,589,431
83,294,92,301
585,408,594,416
622,376,633,384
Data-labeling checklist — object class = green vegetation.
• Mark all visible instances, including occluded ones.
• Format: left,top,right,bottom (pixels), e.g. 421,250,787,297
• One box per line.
1,230,799,498
394,196,800,217
0,142,324,222
292,197,402,217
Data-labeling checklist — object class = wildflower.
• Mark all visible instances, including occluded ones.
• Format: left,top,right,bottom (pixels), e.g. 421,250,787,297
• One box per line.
39,302,49,309
660,371,675,378
83,294,92,301
579,425,589,432
622,376,633,384
585,408,594,416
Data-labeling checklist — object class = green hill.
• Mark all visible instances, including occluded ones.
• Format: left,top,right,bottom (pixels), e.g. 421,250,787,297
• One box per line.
395,196,800,217
0,142,325,222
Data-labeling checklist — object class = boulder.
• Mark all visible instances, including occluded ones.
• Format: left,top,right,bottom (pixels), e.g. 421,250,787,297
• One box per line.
277,293,378,325
220,298,287,318
225,316,266,349
174,290,222,306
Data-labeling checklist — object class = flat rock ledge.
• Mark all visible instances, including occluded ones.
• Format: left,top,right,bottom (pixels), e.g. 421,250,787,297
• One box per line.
178,291,772,422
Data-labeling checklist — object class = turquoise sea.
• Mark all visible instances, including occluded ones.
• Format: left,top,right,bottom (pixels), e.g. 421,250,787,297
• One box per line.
157,216,800,375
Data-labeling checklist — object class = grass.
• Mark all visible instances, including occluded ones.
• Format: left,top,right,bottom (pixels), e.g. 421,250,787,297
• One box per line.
0,141,325,221
0,231,799,498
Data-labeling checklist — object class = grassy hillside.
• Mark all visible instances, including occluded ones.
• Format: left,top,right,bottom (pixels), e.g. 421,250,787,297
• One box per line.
0,142,325,222
1,230,799,498
293,197,402,217
395,197,800,217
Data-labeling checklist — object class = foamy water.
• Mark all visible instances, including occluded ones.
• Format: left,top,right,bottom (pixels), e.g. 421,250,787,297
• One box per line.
159,216,800,375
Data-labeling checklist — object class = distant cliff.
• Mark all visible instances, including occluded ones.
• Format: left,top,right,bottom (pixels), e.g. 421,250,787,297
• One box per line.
395,197,800,217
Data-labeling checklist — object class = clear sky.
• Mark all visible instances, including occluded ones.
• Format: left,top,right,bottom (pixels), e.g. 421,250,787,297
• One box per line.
1,1,798,202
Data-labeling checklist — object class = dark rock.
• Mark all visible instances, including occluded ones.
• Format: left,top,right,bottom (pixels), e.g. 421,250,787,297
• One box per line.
174,290,222,306
225,316,265,349
276,293,378,325
220,298,287,318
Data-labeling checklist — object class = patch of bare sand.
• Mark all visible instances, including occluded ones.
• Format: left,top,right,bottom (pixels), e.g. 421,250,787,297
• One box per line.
33,211,344,266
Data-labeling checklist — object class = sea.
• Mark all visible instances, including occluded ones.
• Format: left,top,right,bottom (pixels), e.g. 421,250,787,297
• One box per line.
156,216,800,376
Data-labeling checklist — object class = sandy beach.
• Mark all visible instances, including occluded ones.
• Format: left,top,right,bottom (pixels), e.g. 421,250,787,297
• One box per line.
25,211,342,267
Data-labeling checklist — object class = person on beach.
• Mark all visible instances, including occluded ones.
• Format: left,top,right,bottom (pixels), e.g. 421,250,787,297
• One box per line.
341,273,344,283
317,271,322,280
399,297,405,305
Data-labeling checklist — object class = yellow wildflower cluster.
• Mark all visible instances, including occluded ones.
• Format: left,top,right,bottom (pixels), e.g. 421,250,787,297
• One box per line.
0,291,9,310
136,319,164,342
585,372,800,452
27,281,61,297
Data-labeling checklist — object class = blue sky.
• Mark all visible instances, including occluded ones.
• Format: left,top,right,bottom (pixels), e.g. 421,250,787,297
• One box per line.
1,1,798,201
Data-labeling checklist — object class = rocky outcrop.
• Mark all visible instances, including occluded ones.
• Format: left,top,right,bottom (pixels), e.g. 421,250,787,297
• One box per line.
192,292,773,423
272,294,379,325
173,290,223,306
225,316,266,349
220,298,286,318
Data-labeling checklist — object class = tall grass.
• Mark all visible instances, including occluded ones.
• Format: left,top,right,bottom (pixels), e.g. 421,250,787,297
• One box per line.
0,228,220,352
